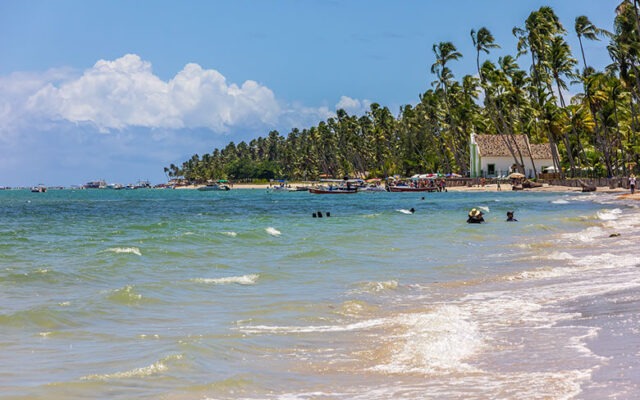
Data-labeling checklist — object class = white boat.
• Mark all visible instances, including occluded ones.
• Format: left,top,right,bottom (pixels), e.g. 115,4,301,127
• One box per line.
362,184,387,192
267,180,290,192
198,183,230,191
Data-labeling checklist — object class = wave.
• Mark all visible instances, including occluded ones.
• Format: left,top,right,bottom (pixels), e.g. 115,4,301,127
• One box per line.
396,209,414,215
237,317,388,335
562,226,605,243
552,199,570,204
220,231,238,237
0,268,63,284
81,354,183,380
105,247,142,256
106,285,159,305
190,274,259,285
371,306,483,374
597,208,622,221
351,280,399,294
266,227,281,237
0,306,81,329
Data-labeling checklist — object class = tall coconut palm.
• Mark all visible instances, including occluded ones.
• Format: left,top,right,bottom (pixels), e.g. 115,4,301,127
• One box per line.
431,42,463,172
575,15,612,76
471,27,500,83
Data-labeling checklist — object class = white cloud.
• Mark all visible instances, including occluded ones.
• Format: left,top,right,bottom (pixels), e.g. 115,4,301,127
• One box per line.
1,54,372,137
335,95,371,116
0,54,375,186
25,54,281,133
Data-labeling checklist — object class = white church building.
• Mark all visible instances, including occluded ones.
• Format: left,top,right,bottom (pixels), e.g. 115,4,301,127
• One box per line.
469,134,556,178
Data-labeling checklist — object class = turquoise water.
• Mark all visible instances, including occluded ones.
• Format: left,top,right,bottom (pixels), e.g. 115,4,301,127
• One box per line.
1,188,639,399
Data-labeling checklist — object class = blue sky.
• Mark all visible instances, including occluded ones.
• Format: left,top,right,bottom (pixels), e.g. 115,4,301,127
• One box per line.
0,0,618,186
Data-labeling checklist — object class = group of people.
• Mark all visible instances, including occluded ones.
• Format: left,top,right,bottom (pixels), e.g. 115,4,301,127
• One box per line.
467,208,517,223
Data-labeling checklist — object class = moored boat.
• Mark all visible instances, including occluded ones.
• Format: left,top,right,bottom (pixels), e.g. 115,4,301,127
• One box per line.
31,184,47,193
387,185,438,192
308,179,359,194
83,180,107,189
308,186,358,194
198,183,231,191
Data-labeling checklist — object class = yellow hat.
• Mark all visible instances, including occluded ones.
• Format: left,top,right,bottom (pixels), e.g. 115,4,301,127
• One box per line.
469,208,481,217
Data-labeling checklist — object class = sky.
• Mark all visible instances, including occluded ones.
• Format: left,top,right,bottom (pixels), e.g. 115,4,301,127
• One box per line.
0,0,619,187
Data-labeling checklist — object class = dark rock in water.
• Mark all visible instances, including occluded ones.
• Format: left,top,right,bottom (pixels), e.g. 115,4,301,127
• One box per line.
609,233,621,237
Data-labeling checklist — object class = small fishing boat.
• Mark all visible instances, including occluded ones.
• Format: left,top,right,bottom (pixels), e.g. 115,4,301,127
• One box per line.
308,179,359,194
387,185,438,192
31,184,47,193
198,182,231,191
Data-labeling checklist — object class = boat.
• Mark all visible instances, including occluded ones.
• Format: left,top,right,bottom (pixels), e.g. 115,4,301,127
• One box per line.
267,180,291,192
309,186,358,194
362,184,387,192
31,184,47,193
308,179,359,194
198,182,231,191
387,185,438,192
133,180,152,189
83,180,107,189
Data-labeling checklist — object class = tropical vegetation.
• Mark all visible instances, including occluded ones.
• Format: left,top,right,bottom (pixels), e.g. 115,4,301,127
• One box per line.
167,2,640,182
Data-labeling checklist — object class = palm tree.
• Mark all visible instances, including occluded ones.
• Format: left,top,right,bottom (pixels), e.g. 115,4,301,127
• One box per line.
471,27,500,83
575,16,612,76
431,42,463,172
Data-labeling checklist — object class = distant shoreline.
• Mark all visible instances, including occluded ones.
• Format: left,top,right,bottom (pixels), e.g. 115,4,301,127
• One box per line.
175,182,639,199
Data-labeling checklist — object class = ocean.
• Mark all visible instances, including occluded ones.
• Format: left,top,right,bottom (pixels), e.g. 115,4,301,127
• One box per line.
1,188,638,399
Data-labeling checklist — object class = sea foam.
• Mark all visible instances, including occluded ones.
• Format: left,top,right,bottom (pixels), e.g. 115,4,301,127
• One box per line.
597,208,622,221
371,306,483,374
266,227,281,236
81,354,182,380
106,247,142,256
191,274,259,285
396,209,414,215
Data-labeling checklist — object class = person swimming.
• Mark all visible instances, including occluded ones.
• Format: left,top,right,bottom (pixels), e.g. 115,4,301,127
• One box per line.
506,211,518,222
467,208,484,223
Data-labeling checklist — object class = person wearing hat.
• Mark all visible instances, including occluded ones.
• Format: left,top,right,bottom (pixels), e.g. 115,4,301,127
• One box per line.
467,208,485,223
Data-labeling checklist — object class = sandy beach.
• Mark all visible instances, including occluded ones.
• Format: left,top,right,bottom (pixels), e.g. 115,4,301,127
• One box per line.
177,181,640,199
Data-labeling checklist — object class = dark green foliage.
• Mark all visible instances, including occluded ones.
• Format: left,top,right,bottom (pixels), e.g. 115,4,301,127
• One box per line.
169,2,640,182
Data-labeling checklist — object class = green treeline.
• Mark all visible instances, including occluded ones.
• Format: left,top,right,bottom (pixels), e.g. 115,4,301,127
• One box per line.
166,2,640,182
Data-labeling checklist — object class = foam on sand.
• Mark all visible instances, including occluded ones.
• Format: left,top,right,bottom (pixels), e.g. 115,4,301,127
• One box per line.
371,306,484,374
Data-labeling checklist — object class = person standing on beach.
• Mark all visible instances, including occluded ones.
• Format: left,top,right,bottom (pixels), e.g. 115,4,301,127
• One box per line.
630,174,636,194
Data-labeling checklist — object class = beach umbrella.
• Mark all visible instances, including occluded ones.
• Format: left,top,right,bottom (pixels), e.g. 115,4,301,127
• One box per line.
507,172,525,179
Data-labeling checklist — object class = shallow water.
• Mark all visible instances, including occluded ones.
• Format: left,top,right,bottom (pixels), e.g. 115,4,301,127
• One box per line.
1,188,638,399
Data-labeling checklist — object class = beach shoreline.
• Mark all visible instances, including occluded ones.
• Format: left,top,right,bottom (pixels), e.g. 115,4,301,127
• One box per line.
175,182,640,199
